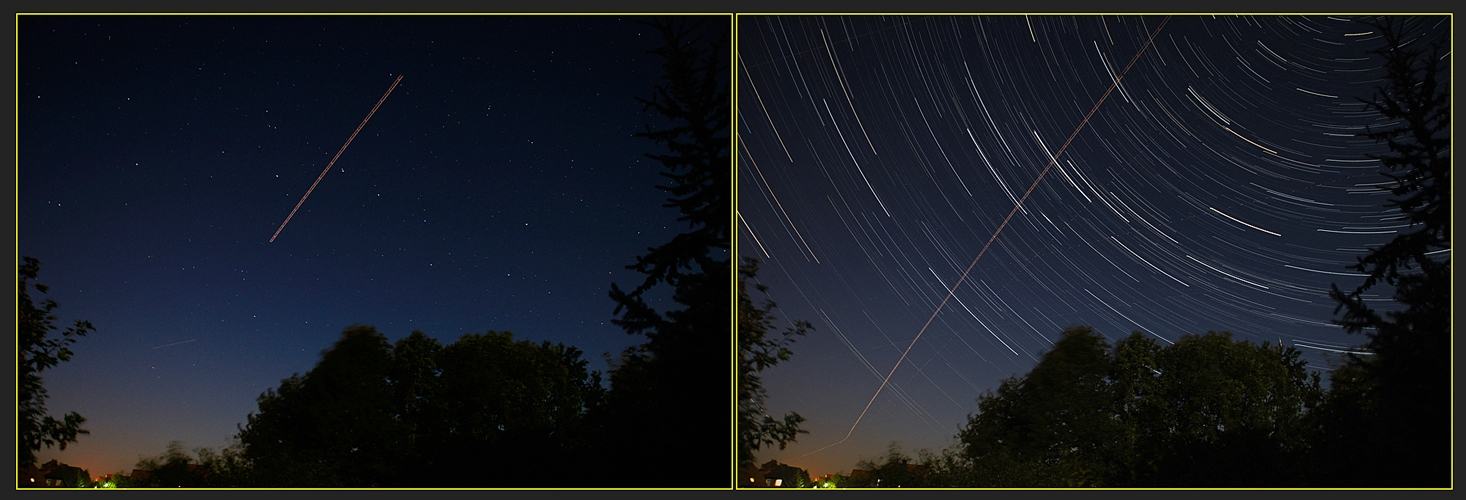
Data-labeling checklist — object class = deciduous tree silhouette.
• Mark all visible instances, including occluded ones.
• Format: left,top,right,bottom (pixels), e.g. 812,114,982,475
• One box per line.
131,441,211,488
426,331,604,486
1122,332,1320,487
235,326,603,487
123,440,251,488
738,258,809,468
956,326,1124,487
18,256,93,470
952,327,1320,487
845,442,927,488
237,325,401,487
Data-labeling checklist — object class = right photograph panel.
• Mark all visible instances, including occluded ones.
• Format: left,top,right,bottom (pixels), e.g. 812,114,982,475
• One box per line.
736,15,1450,489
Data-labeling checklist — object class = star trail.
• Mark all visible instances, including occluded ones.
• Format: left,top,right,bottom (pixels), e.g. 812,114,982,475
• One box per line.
736,15,1436,477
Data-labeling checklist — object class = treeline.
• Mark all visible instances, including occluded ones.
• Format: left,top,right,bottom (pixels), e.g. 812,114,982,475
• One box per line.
849,328,1326,487
840,324,1445,488
117,328,611,487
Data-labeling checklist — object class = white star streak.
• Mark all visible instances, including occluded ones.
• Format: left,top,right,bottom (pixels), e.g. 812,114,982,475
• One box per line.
1209,206,1282,237
824,98,890,217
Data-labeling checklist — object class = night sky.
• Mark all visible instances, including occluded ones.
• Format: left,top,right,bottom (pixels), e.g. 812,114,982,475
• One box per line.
20,14,729,476
736,15,1444,478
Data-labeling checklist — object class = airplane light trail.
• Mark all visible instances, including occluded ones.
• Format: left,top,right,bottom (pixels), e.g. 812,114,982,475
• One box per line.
269,75,403,243
794,16,1172,461
150,339,197,350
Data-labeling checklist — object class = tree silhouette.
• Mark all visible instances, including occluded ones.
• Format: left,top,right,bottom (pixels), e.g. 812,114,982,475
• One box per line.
235,325,603,487
952,327,1321,487
1122,332,1320,487
845,442,927,488
598,16,730,486
122,440,251,488
426,331,604,486
237,325,402,487
956,326,1123,487
738,257,809,468
131,442,211,488
18,256,94,470
1325,16,1450,487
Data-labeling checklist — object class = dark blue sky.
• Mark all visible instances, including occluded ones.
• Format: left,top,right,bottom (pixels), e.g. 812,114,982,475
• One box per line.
20,14,730,476
736,15,1443,478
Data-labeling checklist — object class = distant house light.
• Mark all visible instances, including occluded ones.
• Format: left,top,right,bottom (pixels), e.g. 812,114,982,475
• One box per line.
774,479,784,487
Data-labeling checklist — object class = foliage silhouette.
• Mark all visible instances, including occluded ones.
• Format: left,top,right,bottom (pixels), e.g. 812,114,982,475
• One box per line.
17,256,93,470
426,331,604,486
117,441,250,488
844,442,928,488
237,325,404,487
1121,332,1320,487
1323,17,1450,487
598,16,730,487
131,442,208,488
235,326,603,487
956,326,1126,487
951,327,1320,487
738,257,810,468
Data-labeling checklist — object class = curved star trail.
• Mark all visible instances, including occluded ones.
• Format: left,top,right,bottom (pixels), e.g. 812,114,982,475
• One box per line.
736,15,1443,476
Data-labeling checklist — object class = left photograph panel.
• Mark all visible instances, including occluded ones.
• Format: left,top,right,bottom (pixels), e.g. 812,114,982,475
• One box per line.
17,14,731,489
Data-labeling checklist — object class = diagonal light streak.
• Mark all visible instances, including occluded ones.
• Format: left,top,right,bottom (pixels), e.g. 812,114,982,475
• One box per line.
796,16,1172,460
270,75,403,243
